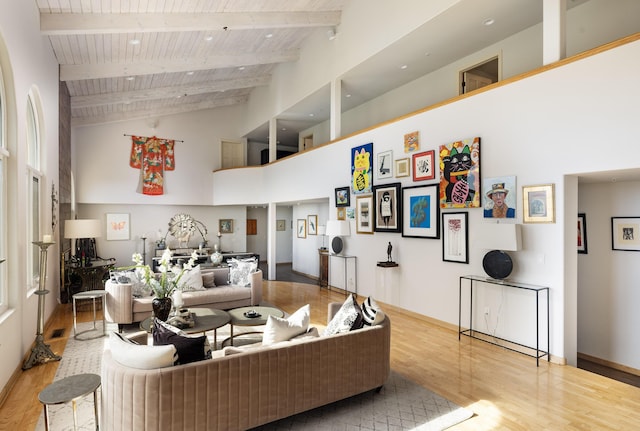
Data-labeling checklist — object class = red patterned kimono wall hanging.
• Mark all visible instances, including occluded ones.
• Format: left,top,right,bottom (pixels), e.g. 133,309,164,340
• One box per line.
130,136,175,195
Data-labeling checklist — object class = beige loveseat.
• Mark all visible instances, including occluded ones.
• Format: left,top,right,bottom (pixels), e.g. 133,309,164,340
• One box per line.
104,266,263,326
100,303,391,431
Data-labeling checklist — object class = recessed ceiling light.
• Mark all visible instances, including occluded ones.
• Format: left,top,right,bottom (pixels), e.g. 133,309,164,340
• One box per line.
281,127,287,131
126,76,135,81
400,64,408,70
186,71,194,75
204,35,213,41
309,113,314,117
129,39,140,45
345,94,351,98
238,66,245,71
483,18,495,26
265,33,273,39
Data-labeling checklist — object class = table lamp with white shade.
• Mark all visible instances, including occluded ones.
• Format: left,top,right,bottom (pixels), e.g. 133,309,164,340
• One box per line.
476,223,522,279
325,220,350,255
64,219,102,267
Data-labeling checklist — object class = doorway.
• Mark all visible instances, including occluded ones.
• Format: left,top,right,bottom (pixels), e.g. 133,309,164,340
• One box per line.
459,56,500,95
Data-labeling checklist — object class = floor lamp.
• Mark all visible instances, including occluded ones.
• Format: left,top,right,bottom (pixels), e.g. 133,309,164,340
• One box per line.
23,240,62,370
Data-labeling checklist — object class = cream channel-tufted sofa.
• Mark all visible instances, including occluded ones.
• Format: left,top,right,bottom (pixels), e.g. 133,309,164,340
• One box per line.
100,302,391,431
104,266,263,327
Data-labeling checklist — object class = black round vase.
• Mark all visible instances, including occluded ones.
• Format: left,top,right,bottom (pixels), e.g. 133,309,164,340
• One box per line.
152,297,173,321
482,250,513,279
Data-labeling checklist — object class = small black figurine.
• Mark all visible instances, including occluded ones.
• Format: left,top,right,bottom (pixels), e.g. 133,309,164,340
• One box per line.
387,241,392,262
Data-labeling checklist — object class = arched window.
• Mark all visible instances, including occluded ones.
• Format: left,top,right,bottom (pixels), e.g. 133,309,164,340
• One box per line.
26,89,43,291
0,49,8,313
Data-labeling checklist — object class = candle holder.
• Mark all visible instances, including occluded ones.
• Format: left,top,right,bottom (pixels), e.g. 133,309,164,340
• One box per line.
23,241,62,370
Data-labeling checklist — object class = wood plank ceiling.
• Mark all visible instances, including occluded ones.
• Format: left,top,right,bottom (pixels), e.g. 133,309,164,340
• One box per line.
37,0,345,127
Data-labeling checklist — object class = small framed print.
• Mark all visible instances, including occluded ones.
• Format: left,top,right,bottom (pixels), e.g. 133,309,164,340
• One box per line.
412,150,435,181
337,207,346,220
611,217,640,251
356,195,374,234
297,219,307,238
577,213,588,254
276,219,286,231
106,213,129,241
335,186,350,207
373,183,401,233
219,219,234,234
376,150,393,180
404,131,419,153
308,215,317,235
523,184,555,223
442,212,468,263
395,158,410,178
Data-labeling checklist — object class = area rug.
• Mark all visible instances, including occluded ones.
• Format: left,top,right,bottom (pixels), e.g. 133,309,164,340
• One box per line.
37,321,473,431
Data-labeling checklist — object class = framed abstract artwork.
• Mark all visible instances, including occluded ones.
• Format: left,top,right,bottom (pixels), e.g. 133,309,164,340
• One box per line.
523,184,555,223
395,158,410,178
297,219,307,238
376,150,393,180
442,212,468,263
577,213,588,254
335,186,350,207
439,137,481,208
355,195,374,234
351,142,373,194
337,207,346,220
106,213,130,241
402,184,440,239
373,183,401,233
412,150,435,181
276,219,286,231
611,217,640,251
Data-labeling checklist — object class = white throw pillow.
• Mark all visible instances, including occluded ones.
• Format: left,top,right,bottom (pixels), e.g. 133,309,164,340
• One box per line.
178,265,205,291
361,296,385,326
262,304,310,345
109,332,176,369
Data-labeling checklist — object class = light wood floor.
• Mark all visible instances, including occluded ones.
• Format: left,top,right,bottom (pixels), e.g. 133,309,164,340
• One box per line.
2,280,639,430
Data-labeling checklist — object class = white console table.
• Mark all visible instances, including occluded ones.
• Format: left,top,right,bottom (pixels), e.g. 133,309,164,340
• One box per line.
328,254,357,296
458,275,550,366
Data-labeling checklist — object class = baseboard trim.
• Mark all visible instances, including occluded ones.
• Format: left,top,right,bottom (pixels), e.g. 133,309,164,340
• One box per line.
578,352,640,377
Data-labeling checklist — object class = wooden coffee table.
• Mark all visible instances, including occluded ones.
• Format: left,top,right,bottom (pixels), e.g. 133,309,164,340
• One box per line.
140,307,230,348
226,305,284,346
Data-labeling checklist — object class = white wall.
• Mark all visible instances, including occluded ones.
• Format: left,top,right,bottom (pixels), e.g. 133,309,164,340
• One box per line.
0,1,60,392
213,37,640,366
292,202,330,277
578,181,640,369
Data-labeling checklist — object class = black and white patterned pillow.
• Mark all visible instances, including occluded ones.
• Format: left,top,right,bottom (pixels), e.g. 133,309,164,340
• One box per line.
228,258,258,287
361,296,385,326
323,295,364,336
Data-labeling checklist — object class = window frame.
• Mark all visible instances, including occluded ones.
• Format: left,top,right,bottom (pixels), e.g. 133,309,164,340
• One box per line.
26,91,42,293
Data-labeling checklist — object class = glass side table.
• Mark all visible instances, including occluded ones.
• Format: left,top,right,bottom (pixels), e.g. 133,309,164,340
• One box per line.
72,290,108,340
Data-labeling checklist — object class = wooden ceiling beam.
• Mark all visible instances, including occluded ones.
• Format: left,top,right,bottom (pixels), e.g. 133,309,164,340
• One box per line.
60,50,298,81
71,75,271,108
41,12,340,35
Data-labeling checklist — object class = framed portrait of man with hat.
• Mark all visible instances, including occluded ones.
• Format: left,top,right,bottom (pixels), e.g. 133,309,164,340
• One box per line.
483,176,516,218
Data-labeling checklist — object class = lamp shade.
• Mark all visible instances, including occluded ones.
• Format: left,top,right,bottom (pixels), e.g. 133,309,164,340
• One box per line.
325,220,350,237
64,219,102,239
476,223,521,251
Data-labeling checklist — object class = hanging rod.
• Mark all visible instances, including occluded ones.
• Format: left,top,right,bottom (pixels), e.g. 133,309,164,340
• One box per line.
123,133,184,143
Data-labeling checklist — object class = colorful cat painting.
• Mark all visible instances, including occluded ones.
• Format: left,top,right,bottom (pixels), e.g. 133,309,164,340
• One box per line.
351,143,373,194
439,137,481,208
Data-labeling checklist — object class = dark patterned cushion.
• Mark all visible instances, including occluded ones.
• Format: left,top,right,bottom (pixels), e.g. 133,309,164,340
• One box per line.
361,296,385,326
153,319,210,365
323,295,363,336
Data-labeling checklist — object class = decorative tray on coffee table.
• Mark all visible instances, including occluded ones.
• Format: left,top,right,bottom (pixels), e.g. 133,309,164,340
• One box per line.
243,310,261,318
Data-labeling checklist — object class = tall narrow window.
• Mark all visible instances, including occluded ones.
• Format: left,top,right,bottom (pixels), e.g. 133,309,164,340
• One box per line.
0,62,7,312
26,91,42,291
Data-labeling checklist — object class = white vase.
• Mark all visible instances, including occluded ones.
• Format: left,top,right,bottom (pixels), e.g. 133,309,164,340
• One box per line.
211,252,223,266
